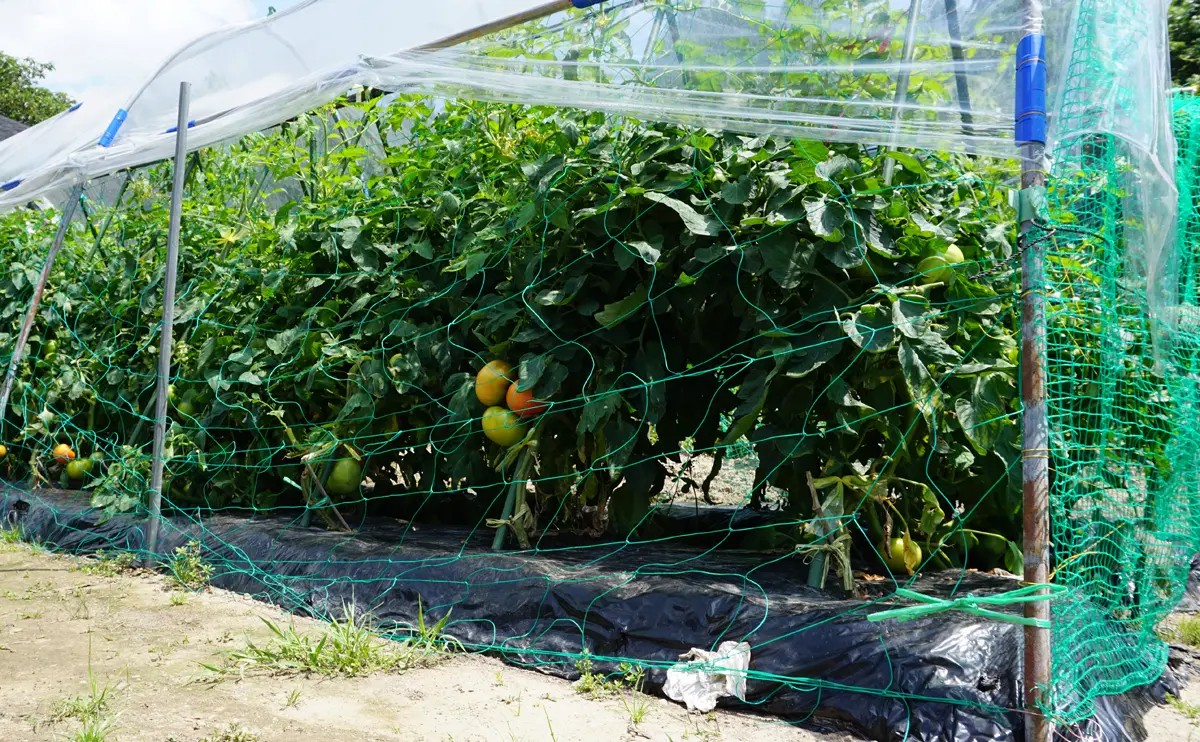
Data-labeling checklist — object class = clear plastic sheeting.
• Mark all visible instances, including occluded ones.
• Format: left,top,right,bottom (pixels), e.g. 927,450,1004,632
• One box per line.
0,0,1093,211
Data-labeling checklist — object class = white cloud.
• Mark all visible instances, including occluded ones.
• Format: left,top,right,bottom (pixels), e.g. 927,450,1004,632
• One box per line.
0,0,261,101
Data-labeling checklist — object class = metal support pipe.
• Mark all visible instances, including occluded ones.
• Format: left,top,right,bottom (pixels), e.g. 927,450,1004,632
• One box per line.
1018,0,1051,737
144,81,191,567
942,0,975,139
882,0,924,185
0,184,83,432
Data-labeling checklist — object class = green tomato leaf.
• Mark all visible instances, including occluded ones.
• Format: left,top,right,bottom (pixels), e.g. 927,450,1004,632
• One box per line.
892,295,932,339
643,192,721,236
898,339,942,420
720,175,753,205
758,233,815,289
594,285,649,328
805,197,848,240
955,371,1012,454
516,355,547,393
842,303,895,352
578,392,621,434
878,151,928,180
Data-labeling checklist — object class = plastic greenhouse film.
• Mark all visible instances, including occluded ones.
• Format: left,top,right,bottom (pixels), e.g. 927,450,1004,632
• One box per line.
0,0,1089,209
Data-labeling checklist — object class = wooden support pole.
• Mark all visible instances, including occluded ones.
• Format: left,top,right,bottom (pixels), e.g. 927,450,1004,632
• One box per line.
1019,0,1052,735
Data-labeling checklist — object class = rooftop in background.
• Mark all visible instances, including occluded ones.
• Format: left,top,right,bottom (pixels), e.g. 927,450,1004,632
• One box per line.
0,115,28,142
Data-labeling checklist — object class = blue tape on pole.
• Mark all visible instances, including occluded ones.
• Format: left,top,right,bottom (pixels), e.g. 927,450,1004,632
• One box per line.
67,102,83,113
98,108,128,147
0,179,21,192
165,120,196,134
1015,34,1046,144
571,0,606,7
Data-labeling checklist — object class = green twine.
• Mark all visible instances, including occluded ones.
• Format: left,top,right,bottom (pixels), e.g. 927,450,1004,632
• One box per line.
867,584,1067,629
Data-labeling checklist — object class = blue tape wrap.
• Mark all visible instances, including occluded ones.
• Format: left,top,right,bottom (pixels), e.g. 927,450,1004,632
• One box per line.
98,108,128,147
67,102,83,113
1015,34,1046,144
165,120,196,134
571,0,606,7
1,179,21,192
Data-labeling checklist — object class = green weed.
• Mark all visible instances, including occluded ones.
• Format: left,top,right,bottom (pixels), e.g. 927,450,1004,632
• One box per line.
1170,694,1200,725
48,661,120,724
166,541,214,590
203,603,415,678
403,597,463,654
1176,616,1200,647
573,650,626,697
69,716,119,742
77,551,138,577
284,687,302,709
0,524,21,550
616,663,651,725
199,724,259,742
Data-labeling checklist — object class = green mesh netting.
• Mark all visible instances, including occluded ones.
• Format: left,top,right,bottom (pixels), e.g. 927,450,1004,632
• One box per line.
0,3,1192,734
1032,0,1197,721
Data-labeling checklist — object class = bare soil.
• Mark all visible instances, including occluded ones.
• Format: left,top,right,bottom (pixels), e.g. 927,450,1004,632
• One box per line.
0,544,849,742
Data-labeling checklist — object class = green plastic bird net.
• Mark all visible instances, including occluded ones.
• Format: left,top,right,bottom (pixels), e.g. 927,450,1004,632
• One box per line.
0,0,1191,736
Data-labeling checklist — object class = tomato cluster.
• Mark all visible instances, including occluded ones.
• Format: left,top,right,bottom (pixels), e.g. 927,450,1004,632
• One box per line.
474,360,548,448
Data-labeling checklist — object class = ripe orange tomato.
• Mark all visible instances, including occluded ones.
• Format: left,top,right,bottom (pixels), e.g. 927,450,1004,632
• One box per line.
53,443,76,465
506,384,547,419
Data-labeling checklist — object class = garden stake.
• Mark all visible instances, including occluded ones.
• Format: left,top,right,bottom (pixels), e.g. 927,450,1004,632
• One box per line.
145,81,191,568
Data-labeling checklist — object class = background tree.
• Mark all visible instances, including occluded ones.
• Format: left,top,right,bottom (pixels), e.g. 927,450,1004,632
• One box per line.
0,52,75,125
1170,0,1200,88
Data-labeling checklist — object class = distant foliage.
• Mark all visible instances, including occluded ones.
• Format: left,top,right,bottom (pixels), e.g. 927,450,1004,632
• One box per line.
0,52,75,126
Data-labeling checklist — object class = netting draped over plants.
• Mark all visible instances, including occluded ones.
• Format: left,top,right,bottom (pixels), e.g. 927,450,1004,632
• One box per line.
0,0,1189,736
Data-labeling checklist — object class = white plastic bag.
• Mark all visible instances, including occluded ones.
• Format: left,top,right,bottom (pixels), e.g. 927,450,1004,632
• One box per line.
663,641,751,713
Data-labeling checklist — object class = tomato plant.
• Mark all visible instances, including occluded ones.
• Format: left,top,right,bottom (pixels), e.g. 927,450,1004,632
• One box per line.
0,91,1025,570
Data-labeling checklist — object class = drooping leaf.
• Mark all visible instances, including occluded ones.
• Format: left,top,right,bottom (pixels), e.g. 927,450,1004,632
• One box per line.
898,339,942,420
878,151,928,180
956,372,1011,453
892,295,932,339
643,192,721,236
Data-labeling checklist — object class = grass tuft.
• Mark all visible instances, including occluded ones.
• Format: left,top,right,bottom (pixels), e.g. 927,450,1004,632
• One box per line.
78,551,139,577
203,603,418,679
199,724,259,742
1176,615,1200,647
70,716,120,742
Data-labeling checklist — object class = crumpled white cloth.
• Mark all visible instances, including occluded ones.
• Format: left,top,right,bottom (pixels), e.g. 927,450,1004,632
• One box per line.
662,641,751,712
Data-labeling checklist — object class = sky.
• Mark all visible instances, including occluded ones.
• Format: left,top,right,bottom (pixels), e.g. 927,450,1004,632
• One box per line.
0,0,302,102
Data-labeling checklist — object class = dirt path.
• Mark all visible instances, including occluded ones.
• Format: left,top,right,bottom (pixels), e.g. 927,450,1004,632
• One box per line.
2,542,1196,742
0,543,851,742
